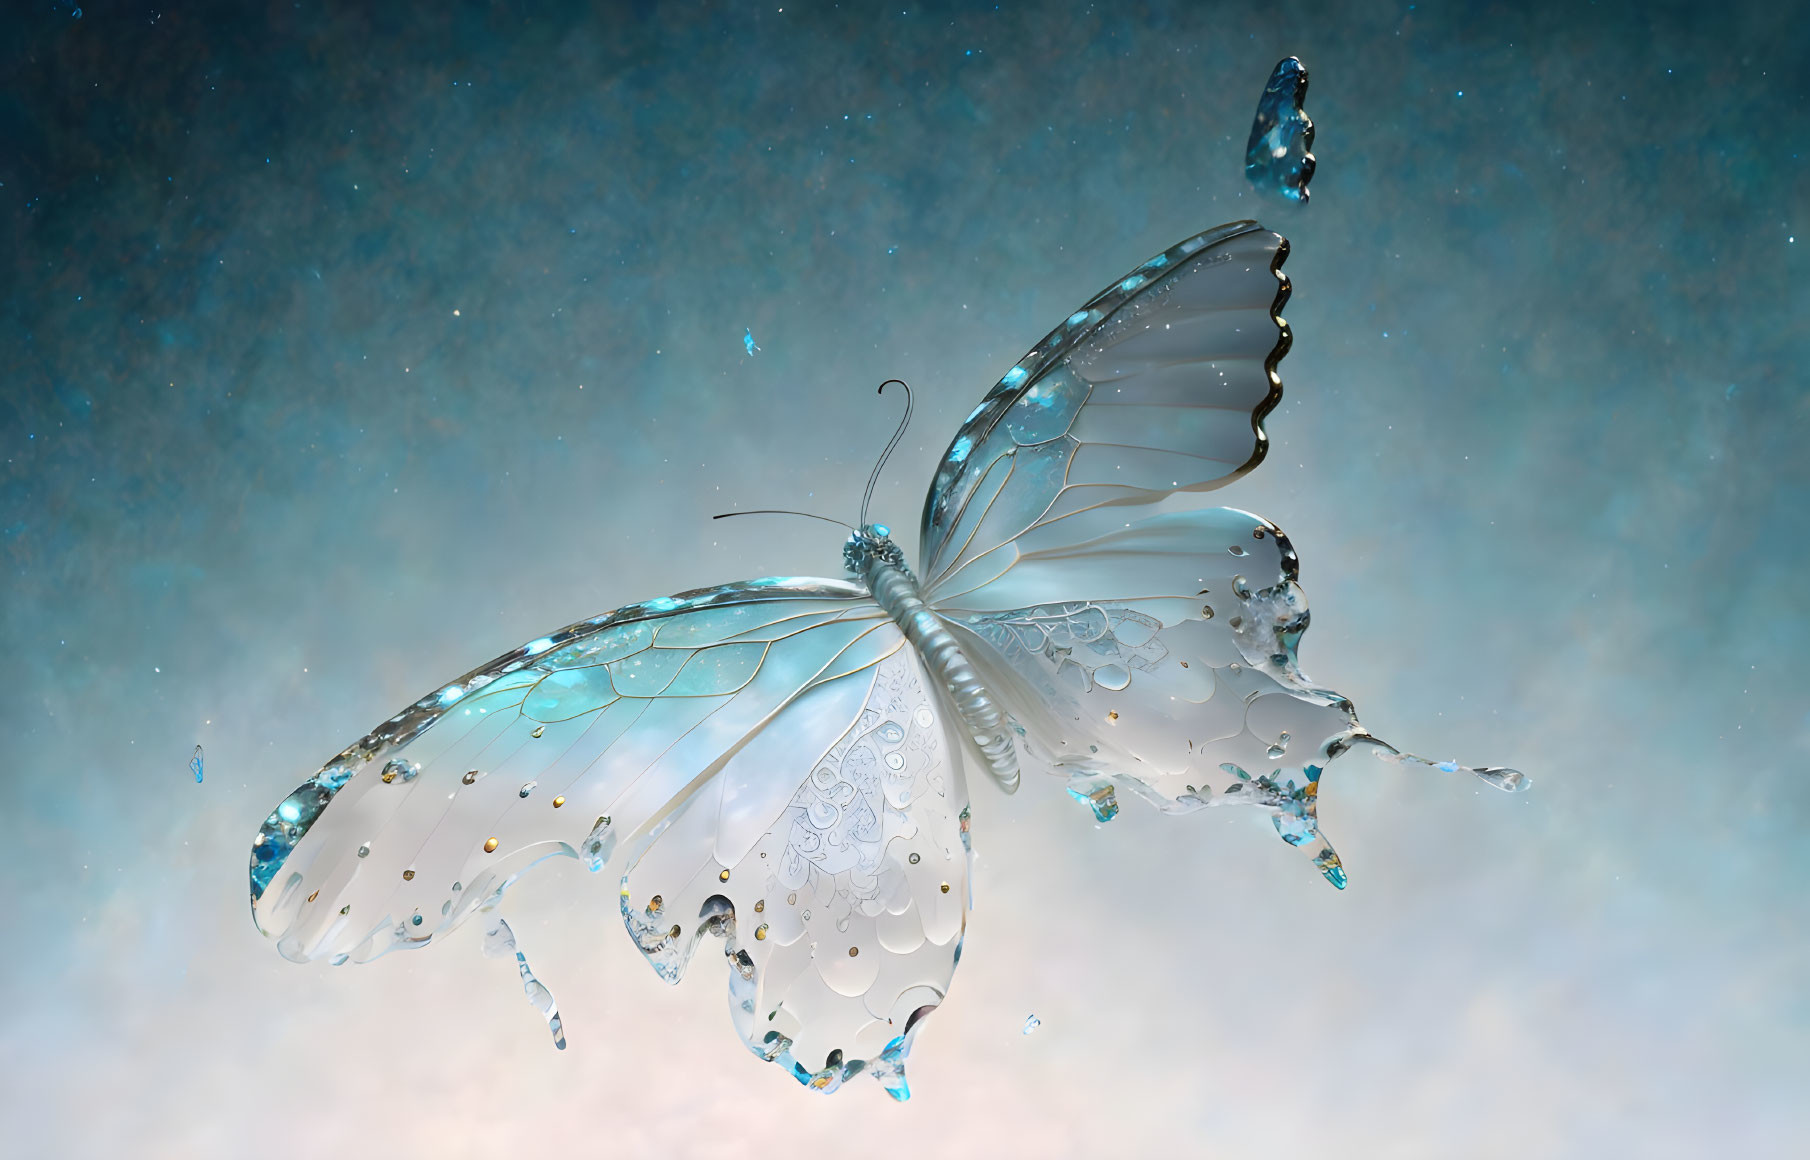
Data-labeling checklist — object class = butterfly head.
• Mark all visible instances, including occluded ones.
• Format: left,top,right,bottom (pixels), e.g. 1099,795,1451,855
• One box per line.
843,523,909,578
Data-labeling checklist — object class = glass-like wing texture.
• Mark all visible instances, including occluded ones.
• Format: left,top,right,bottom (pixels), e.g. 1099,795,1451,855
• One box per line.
247,578,973,1095
935,505,1525,888
919,221,1290,598
618,645,970,1097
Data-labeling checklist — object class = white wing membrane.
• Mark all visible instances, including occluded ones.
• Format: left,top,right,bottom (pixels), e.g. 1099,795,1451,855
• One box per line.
937,505,1359,885
617,647,970,1096
939,504,1524,887
249,579,971,1096
919,221,1291,598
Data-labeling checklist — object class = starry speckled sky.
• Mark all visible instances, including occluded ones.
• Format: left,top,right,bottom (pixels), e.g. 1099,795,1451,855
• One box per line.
3,1,1807,1156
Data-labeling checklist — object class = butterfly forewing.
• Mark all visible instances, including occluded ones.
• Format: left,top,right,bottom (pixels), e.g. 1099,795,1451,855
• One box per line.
919,221,1291,598
250,579,884,961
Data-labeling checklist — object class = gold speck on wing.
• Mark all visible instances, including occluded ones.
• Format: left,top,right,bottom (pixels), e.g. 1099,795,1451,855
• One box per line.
848,947,859,957
754,899,765,913
1107,710,1120,722
461,770,478,785
531,725,545,738
552,795,566,808
940,882,950,894
647,895,664,915
668,924,681,939
719,868,731,882
307,890,319,903
482,837,499,853
754,924,769,940
401,869,415,881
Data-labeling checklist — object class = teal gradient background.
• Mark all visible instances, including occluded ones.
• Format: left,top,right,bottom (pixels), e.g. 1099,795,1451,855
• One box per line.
3,2,1805,1155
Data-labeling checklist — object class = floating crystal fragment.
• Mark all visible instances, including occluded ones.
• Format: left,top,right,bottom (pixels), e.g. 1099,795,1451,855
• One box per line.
482,917,567,1050
1022,1014,1041,1035
1246,57,1315,203
743,327,760,356
1065,775,1120,823
190,744,204,784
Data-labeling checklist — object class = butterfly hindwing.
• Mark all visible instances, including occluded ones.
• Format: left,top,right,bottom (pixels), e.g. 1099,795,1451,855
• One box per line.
616,644,970,1097
936,503,1369,884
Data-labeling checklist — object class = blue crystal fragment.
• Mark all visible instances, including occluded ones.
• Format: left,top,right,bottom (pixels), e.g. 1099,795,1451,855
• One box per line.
1245,57,1315,203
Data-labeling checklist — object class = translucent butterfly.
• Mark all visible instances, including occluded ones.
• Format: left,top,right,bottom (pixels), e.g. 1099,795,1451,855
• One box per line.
249,220,1524,1099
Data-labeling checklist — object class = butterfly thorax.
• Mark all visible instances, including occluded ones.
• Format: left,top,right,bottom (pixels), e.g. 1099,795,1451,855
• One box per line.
847,524,1021,793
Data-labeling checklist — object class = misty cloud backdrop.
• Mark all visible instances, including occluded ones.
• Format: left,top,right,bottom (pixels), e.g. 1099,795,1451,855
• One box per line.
3,1,1805,1156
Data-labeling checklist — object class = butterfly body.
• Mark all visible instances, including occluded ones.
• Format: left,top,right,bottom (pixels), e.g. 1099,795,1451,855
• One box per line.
250,219,1522,1097
848,523,1020,792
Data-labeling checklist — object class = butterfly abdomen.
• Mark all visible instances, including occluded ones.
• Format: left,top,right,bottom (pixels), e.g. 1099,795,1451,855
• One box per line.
858,549,1020,793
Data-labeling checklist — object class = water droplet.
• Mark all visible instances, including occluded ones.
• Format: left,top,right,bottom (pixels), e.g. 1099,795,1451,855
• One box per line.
581,816,616,871
518,781,536,798
1022,1014,1041,1035
410,914,423,926
530,725,545,738
461,769,480,784
356,844,370,858
1228,544,1247,556
482,917,567,1050
908,852,920,864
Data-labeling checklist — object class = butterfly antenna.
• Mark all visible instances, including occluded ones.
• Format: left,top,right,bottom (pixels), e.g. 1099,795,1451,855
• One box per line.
712,509,858,532
859,379,912,529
